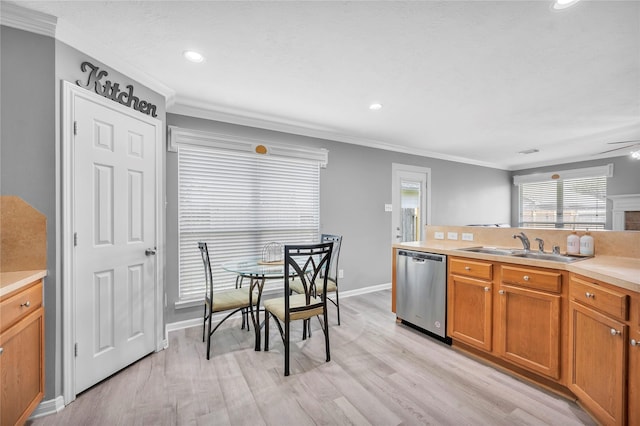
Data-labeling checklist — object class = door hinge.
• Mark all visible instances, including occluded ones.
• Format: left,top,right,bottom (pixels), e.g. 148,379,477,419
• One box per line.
74,232,78,247
74,343,78,357
73,121,78,135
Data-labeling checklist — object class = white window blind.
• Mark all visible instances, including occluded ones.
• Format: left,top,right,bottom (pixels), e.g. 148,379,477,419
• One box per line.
518,176,607,229
178,144,320,302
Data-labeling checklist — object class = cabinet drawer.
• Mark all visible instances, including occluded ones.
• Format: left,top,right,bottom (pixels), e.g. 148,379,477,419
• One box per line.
570,276,628,321
450,258,492,280
0,280,42,333
501,265,562,293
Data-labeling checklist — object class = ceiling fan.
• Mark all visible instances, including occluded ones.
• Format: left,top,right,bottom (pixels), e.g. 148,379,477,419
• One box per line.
597,139,640,158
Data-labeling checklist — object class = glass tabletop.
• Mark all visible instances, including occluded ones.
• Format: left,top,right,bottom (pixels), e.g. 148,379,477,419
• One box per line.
221,258,291,278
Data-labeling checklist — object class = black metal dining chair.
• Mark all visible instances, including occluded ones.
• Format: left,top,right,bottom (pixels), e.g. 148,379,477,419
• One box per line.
290,234,343,325
263,242,333,376
198,242,256,360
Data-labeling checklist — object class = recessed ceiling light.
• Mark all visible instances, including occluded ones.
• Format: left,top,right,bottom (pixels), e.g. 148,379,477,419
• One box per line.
553,0,581,10
369,103,383,111
183,50,204,63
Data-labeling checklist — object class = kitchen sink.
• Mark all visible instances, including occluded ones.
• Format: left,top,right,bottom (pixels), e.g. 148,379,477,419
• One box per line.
456,246,524,256
455,246,588,263
511,252,585,263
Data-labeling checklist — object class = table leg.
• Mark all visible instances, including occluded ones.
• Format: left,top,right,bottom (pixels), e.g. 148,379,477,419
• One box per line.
249,276,266,351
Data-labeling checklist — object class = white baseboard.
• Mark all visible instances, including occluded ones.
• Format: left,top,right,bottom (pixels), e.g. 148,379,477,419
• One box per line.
163,283,392,339
30,395,65,419
339,282,391,298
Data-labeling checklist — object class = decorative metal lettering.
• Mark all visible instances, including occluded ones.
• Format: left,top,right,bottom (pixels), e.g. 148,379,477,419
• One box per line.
76,61,158,118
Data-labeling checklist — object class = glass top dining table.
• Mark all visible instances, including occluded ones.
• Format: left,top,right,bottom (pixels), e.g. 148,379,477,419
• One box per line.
221,258,293,351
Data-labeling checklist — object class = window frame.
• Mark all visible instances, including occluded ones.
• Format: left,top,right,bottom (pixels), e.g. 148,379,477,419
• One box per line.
514,164,612,230
170,126,328,306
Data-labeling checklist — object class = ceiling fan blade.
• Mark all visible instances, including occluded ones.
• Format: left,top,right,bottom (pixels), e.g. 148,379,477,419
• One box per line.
598,144,639,154
606,139,640,145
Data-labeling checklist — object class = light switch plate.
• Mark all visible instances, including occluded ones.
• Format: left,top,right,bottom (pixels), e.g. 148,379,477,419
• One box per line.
462,233,474,241
447,232,458,240
434,232,445,240
384,204,392,212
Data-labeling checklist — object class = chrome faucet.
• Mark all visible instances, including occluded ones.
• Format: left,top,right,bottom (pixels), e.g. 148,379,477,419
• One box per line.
534,237,545,253
513,232,531,251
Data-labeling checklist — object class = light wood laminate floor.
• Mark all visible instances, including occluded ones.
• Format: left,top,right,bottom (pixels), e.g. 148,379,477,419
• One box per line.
29,290,595,425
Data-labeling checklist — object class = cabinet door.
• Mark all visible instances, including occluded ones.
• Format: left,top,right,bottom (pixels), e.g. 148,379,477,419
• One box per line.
569,301,627,426
447,274,492,351
498,284,561,379
629,329,640,426
0,307,45,426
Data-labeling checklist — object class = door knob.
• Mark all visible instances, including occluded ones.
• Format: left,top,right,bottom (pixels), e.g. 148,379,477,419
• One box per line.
631,339,638,347
610,328,621,336
145,248,157,256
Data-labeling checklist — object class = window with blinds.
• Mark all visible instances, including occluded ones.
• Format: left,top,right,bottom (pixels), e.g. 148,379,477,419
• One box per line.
178,144,320,302
518,176,607,229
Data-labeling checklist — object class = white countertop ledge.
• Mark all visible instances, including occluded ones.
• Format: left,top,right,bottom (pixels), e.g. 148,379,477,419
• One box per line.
393,241,640,293
0,270,47,298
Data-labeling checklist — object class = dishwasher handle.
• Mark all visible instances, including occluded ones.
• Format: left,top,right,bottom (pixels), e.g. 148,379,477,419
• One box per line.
398,250,445,263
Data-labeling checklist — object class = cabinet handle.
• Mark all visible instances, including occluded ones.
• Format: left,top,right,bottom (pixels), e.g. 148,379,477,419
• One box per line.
484,287,490,292
20,301,31,307
585,292,595,299
523,275,530,281
631,339,638,347
464,266,471,271
498,289,505,295
0,347,3,355
610,329,621,336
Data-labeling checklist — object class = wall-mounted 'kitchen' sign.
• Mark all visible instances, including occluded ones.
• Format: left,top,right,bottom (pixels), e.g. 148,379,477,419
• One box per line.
76,61,158,118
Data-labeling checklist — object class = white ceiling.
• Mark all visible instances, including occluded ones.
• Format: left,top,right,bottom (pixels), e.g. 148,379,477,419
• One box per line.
8,0,640,170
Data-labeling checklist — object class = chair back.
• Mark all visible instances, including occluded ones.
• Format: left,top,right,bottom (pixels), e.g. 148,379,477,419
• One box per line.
198,242,214,301
284,242,333,311
321,234,342,282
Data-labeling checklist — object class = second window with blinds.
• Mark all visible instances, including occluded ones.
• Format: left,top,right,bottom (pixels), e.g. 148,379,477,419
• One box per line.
178,144,320,302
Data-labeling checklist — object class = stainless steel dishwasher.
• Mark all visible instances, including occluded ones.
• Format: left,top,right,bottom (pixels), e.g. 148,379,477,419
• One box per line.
396,250,450,343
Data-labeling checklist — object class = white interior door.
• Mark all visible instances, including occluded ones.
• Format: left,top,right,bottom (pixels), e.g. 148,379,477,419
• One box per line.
72,92,158,393
392,164,431,243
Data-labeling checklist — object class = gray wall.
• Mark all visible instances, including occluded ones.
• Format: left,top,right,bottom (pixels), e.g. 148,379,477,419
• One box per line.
1,25,56,399
1,25,167,401
2,22,512,404
165,113,512,324
509,156,640,228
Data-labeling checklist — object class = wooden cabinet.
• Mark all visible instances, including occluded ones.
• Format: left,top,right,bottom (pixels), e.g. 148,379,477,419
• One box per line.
448,258,565,381
0,277,45,426
568,274,630,426
498,265,562,379
447,258,493,351
629,328,640,426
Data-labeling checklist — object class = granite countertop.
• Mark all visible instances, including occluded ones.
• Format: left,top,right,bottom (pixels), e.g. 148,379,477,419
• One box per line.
393,241,640,293
0,270,47,299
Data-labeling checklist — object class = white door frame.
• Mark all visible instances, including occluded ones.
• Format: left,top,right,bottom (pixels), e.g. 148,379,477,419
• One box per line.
391,163,431,242
60,81,165,404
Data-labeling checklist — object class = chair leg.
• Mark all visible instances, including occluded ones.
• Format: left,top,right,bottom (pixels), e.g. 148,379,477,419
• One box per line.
264,311,270,351
302,319,307,340
335,290,341,326
323,311,330,362
202,303,207,342
284,318,290,376
206,307,213,360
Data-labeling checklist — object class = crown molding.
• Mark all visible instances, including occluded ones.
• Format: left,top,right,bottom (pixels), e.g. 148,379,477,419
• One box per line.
168,98,505,170
0,1,57,37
